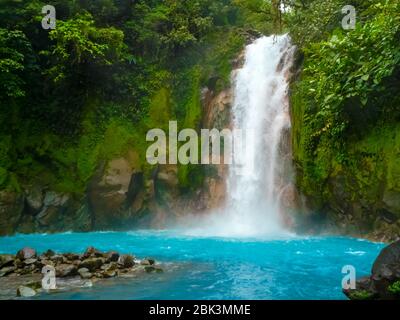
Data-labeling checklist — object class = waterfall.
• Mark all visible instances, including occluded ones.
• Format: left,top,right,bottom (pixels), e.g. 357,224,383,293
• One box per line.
225,34,295,237
182,35,296,238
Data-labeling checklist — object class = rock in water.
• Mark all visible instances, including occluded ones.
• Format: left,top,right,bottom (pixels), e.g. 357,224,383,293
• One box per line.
16,247,37,260
79,258,104,272
118,255,134,268
42,249,55,258
78,268,92,279
106,251,119,262
372,241,400,275
140,258,155,266
56,264,78,277
17,286,36,297
344,240,400,300
0,255,14,268
83,247,104,259
0,266,16,277
24,258,37,265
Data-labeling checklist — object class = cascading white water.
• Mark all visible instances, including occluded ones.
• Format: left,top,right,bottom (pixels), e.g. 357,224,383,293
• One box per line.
181,34,295,238
224,34,295,237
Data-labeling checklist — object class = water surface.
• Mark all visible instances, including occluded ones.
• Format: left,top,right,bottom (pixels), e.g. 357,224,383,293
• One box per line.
0,231,383,300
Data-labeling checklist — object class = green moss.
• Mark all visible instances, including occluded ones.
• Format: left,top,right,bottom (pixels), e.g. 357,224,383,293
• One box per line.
147,87,172,130
348,290,375,300
388,281,400,295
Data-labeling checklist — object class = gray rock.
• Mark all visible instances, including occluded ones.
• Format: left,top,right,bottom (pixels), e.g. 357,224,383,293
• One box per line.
42,249,55,258
0,254,15,268
83,247,103,259
79,258,104,272
103,270,117,278
101,262,117,271
63,253,80,261
106,251,119,262
24,258,37,265
17,285,37,297
140,258,155,266
372,240,400,275
78,267,92,279
56,264,77,277
118,255,134,268
25,187,44,214
0,266,16,277
16,247,37,260
345,240,400,300
50,255,65,264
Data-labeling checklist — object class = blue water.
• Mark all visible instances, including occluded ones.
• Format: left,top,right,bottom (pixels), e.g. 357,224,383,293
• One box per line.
0,231,384,300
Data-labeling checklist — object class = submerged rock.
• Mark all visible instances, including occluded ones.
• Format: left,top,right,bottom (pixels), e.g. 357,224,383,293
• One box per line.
140,258,155,266
17,285,36,297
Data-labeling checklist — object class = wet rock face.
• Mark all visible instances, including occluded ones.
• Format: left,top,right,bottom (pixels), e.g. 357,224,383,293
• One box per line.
344,240,400,300
0,191,24,235
87,154,148,229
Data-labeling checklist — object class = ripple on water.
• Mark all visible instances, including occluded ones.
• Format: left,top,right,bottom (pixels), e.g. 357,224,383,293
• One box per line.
0,231,384,300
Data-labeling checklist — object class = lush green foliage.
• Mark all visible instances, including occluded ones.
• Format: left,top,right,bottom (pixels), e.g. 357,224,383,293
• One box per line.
290,0,400,203
388,281,400,295
0,0,273,193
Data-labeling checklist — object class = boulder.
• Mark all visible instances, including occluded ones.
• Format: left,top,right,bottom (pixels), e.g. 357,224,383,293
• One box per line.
78,267,92,279
17,286,36,298
16,247,37,260
372,241,400,275
24,258,37,265
0,266,16,277
345,240,400,300
83,247,103,259
56,264,77,277
42,249,55,258
50,255,65,264
0,254,15,268
103,270,117,278
106,251,120,262
79,258,104,272
101,262,117,272
140,258,155,266
63,253,80,261
117,255,134,268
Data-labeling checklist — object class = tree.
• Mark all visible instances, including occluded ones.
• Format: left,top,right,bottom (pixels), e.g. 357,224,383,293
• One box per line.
0,29,33,100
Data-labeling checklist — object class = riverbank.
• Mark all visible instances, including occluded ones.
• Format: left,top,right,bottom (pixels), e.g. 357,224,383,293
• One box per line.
0,246,163,299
